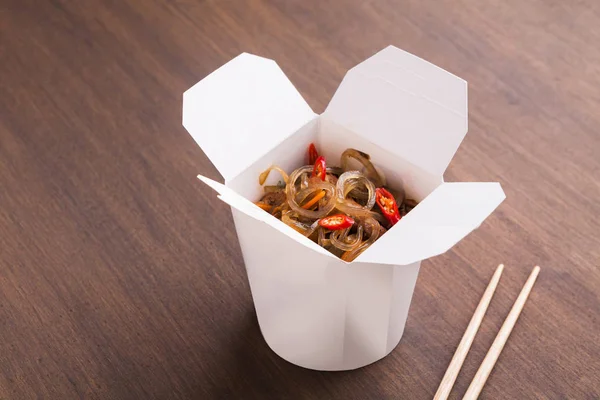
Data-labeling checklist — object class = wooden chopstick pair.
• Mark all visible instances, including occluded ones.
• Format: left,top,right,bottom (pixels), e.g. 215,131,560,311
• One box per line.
433,264,540,400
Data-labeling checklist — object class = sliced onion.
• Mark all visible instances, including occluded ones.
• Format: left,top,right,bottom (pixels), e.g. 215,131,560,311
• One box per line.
259,165,289,185
340,149,385,187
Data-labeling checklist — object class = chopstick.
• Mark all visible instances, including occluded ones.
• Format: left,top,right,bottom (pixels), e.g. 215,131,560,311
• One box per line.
462,266,541,400
433,264,505,400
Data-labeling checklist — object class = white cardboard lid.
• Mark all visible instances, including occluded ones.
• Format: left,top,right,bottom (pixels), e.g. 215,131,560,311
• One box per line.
323,46,468,177
355,182,505,265
183,53,316,182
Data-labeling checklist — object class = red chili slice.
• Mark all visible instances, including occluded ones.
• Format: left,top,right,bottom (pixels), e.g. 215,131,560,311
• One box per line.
375,187,401,226
319,214,355,230
312,156,326,181
308,143,319,165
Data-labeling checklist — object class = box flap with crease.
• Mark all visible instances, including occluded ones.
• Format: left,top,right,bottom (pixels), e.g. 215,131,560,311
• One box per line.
355,182,506,265
197,175,335,259
183,53,316,182
323,46,468,178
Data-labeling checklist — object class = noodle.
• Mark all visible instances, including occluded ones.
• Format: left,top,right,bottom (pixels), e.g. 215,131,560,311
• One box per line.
256,147,417,261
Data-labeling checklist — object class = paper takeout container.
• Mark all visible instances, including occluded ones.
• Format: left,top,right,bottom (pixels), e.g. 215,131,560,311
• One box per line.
182,46,505,371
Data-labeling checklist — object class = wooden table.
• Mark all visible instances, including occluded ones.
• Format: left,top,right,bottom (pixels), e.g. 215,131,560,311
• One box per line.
1,1,599,398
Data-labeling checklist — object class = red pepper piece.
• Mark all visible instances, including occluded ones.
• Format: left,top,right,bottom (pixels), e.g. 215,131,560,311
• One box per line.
319,214,355,230
312,156,326,181
375,187,401,226
308,143,319,165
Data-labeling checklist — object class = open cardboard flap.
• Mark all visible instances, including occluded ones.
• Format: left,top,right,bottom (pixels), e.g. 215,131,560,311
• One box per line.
200,175,504,267
197,175,335,259
356,182,505,265
323,46,468,178
183,53,316,182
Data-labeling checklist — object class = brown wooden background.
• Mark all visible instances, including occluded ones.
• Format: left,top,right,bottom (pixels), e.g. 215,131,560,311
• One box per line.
1,0,599,399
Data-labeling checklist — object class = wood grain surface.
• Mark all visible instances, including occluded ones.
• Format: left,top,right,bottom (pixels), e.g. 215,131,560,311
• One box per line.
1,0,599,399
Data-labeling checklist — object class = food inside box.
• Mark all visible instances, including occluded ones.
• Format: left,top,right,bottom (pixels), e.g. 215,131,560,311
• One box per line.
255,143,418,262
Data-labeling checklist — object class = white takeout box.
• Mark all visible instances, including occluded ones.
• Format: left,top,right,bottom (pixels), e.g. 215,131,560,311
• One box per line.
182,46,505,371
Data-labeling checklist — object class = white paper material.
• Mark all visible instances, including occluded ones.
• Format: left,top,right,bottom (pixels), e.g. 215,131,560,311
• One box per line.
183,46,505,371
356,182,506,265
324,45,467,178
183,53,316,182
226,193,421,370
198,175,334,259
